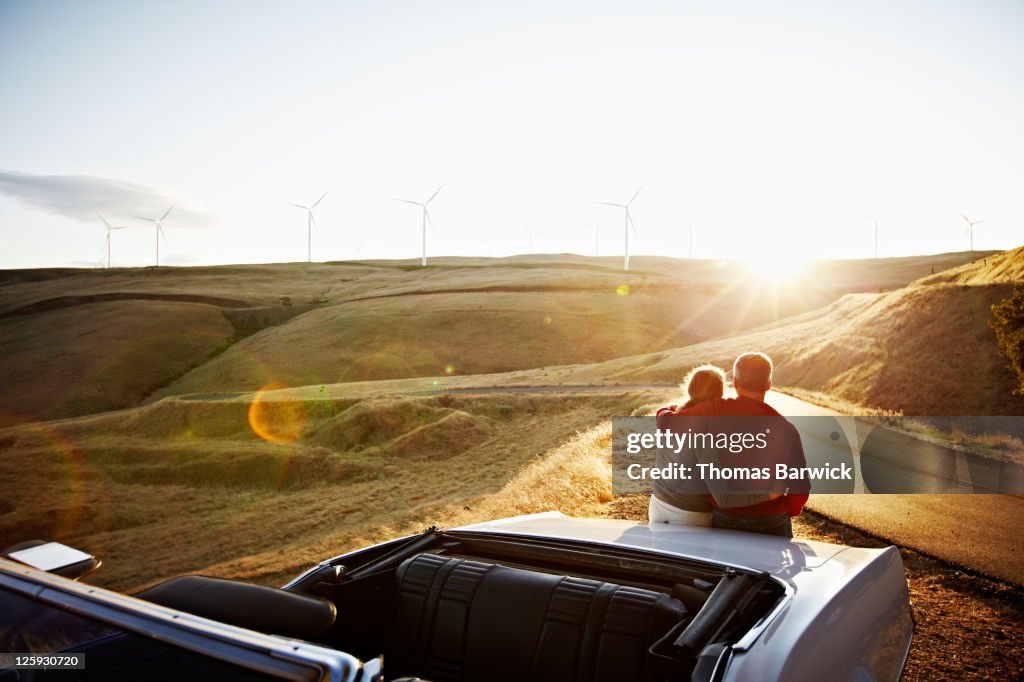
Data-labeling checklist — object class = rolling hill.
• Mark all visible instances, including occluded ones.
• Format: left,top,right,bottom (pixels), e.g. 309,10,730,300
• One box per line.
491,247,1024,415
0,388,661,590
0,300,234,425
0,251,989,425
0,247,1021,592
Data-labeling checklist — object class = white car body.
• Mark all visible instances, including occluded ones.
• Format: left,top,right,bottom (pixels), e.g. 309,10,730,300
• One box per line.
1,512,913,681
447,513,914,682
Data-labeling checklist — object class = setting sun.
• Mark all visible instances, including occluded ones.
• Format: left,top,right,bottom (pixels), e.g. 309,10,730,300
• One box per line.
744,253,809,283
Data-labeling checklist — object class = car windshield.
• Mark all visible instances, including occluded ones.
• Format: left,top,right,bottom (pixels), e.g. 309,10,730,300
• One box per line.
0,586,115,655
0,578,358,681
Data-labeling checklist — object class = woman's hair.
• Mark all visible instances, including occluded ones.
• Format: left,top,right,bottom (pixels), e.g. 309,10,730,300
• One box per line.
680,364,726,409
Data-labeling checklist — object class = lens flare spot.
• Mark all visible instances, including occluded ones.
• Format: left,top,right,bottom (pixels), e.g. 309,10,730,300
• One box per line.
543,316,552,324
445,364,455,375
248,382,306,444
616,284,630,296
2,414,98,541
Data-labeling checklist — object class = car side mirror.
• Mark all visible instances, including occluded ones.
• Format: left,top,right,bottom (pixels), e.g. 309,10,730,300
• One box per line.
2,540,101,581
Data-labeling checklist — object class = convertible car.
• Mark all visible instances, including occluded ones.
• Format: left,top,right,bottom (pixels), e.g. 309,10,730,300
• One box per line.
1,512,913,681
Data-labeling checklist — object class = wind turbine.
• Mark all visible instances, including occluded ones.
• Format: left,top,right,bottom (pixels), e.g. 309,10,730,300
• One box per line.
96,212,131,269
682,215,694,259
960,213,986,253
864,213,884,259
523,225,542,254
596,186,643,271
134,205,174,267
288,191,328,263
396,184,443,267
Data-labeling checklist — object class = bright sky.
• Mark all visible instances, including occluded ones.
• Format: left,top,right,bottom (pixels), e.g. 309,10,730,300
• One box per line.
1,0,1022,269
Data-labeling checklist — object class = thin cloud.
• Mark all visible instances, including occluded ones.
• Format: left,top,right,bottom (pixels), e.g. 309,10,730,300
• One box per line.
0,170,218,226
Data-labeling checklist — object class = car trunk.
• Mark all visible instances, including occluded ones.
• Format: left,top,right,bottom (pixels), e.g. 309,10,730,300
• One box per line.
290,527,786,681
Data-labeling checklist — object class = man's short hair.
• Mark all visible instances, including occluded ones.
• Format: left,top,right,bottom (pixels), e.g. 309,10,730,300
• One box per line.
733,352,773,392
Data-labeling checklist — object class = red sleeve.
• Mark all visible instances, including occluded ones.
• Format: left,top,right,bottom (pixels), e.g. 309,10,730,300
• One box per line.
786,493,808,517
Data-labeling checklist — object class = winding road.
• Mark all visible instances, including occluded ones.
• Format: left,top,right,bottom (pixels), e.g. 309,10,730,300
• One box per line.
765,391,1024,584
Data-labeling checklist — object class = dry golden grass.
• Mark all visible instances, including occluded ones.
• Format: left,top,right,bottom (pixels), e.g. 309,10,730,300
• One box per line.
1,251,1021,682
149,291,703,394
149,253,994,399
1,251,984,314
497,277,1024,415
0,301,234,426
0,263,375,313
0,390,663,591
1,248,1020,595
0,252,987,423
914,245,1024,286
444,423,615,521
195,422,621,589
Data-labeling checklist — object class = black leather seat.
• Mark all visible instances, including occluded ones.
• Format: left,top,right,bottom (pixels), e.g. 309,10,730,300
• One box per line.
389,553,686,682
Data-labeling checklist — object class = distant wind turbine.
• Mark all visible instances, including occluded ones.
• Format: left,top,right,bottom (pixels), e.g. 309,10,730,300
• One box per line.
523,225,542,254
864,213,884,259
596,186,643,271
583,224,602,257
682,215,694,259
396,184,444,267
96,212,131,269
134,205,174,267
288,191,328,263
960,213,986,253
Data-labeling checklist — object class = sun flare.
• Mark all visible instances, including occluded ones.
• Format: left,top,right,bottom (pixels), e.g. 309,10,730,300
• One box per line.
745,254,808,283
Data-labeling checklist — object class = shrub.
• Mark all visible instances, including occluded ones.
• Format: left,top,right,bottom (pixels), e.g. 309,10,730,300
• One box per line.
990,285,1024,395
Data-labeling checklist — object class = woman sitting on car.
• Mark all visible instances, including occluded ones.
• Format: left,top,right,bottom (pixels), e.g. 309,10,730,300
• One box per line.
648,364,726,526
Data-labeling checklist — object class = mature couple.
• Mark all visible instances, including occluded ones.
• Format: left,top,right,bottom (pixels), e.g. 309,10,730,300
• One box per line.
649,352,809,538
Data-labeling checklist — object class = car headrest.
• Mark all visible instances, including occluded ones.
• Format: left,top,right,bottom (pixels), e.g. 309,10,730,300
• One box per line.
137,574,336,640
